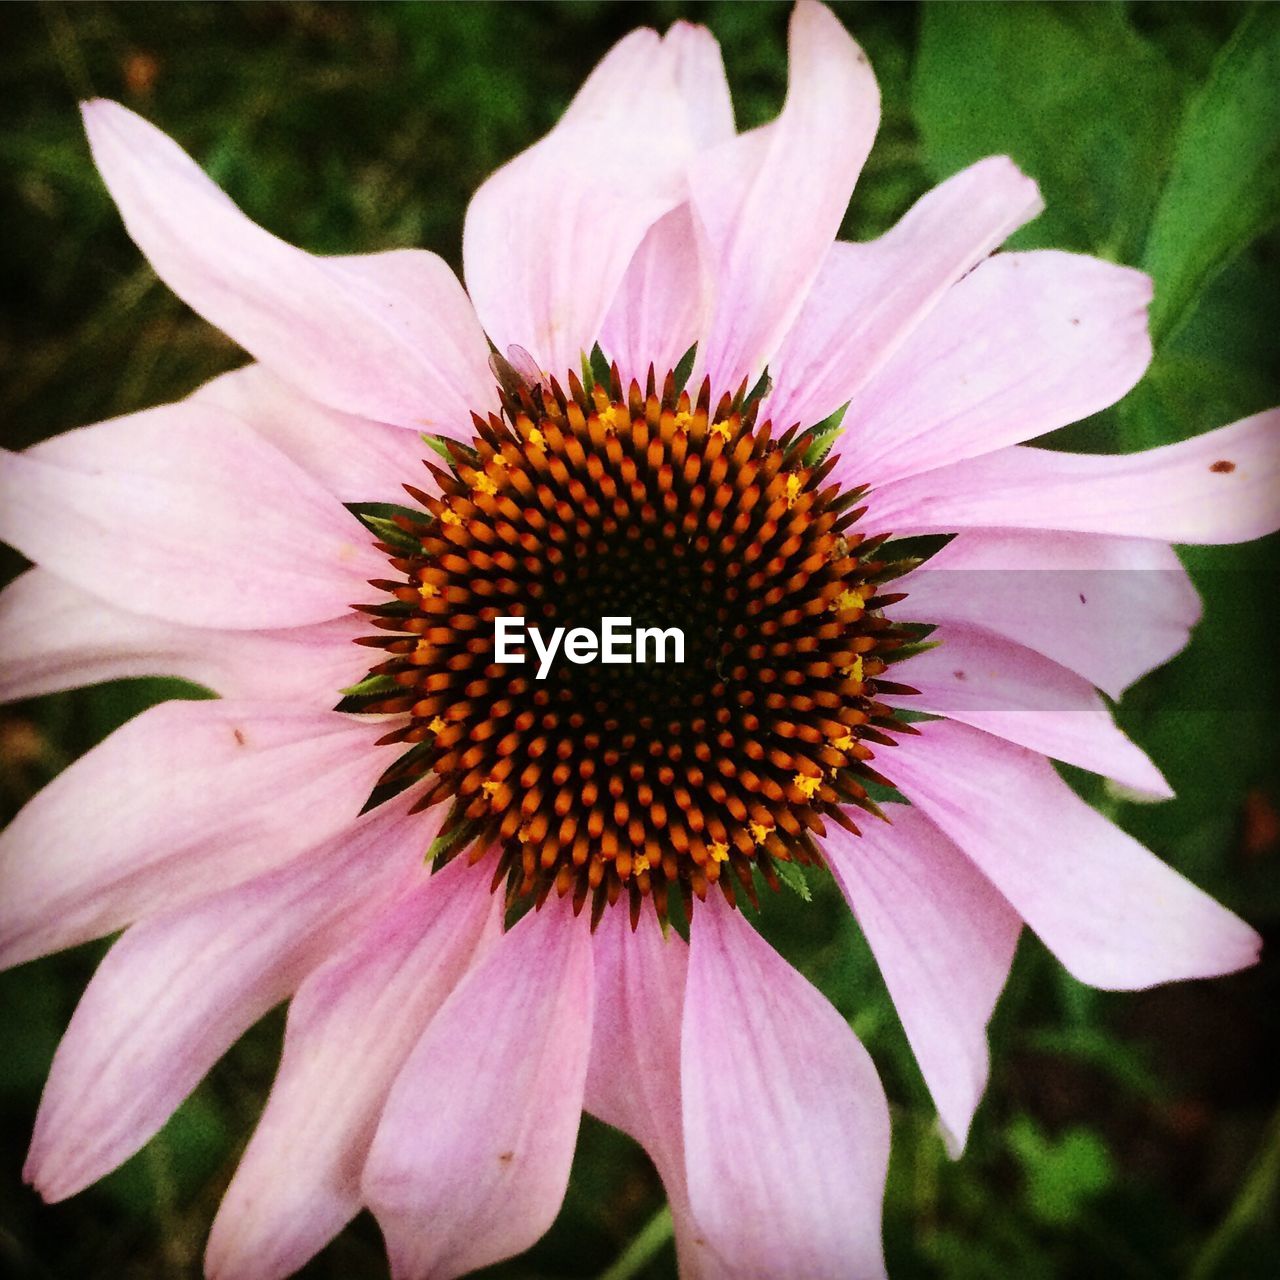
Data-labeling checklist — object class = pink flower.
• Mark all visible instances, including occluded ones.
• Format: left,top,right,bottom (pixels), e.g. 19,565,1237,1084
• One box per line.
1,2,1277,1278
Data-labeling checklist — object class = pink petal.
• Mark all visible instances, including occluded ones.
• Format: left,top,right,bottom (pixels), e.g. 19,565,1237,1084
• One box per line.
899,530,1201,698
24,795,431,1202
585,909,688,1192
205,855,501,1280
597,24,730,389
895,623,1172,797
0,568,368,707
0,399,382,629
81,100,494,432
865,410,1280,545
824,806,1021,1154
463,29,693,377
0,701,395,969
599,205,709,387
888,720,1262,990
363,899,593,1280
763,156,1042,432
585,910,706,1275
693,0,880,393
681,896,890,1280
665,21,735,149
832,252,1153,487
193,365,435,500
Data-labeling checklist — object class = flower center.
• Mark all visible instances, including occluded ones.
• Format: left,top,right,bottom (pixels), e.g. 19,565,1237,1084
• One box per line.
351,363,917,925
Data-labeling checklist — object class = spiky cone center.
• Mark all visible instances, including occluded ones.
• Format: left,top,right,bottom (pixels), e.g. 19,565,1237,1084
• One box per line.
352,364,919,927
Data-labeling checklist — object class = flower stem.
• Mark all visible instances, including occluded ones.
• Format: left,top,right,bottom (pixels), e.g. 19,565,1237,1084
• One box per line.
597,1204,675,1280
1187,1103,1280,1280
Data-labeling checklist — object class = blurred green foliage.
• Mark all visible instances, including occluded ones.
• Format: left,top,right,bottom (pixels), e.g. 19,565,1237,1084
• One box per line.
1,3,1278,1278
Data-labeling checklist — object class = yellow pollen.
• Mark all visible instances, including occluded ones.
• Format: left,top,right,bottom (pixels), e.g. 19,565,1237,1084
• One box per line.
673,410,695,432
710,418,733,441
481,777,501,799
832,731,856,752
841,655,865,683
418,581,439,600
440,509,461,527
428,716,447,734
784,473,803,508
527,426,546,448
491,453,509,468
708,841,730,864
600,404,629,433
633,853,651,874
793,772,821,799
471,473,498,496
749,821,772,846
517,824,533,843
832,588,865,614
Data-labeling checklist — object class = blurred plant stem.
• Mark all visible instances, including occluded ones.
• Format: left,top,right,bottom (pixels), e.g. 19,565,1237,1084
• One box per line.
41,1,94,100
597,1204,673,1280
1187,1102,1280,1280
144,1136,187,1278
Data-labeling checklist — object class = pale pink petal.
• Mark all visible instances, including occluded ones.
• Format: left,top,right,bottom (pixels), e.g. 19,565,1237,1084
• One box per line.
0,701,396,969
888,720,1261,990
0,568,368,707
693,0,880,392
322,250,500,430
899,530,1201,697
463,29,693,377
585,910,705,1276
193,365,435,500
585,909,688,1191
81,100,494,432
681,896,889,1280
895,623,1172,797
865,410,1280,544
763,156,1042,431
205,855,501,1280
24,795,432,1202
363,899,593,1280
0,400,382,629
831,252,1153,486
600,204,708,387
823,806,1021,1154
665,21,735,149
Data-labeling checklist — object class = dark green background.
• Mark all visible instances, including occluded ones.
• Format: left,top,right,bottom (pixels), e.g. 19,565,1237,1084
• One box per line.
1,2,1278,1277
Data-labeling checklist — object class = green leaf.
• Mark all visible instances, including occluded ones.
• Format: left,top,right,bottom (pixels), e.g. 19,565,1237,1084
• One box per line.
914,2,1182,259
742,365,772,408
347,500,429,524
425,802,486,864
1143,7,1280,342
339,673,401,698
1007,1116,1115,1227
882,638,941,665
589,342,612,390
355,513,421,553
672,342,698,393
773,858,813,902
420,432,458,462
801,403,848,466
1023,1026,1169,1101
